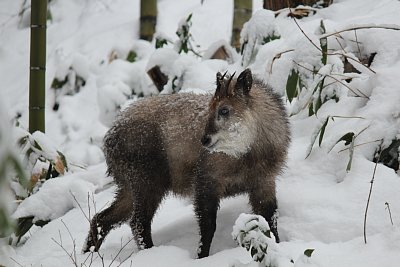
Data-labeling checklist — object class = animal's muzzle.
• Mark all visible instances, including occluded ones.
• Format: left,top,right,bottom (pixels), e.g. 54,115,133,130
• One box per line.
201,135,212,147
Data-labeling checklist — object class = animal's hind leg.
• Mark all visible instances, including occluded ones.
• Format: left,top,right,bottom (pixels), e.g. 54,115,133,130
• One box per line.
83,187,133,252
249,186,280,243
129,184,166,250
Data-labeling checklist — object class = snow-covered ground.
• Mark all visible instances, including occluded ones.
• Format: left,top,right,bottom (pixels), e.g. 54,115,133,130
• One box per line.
1,0,400,266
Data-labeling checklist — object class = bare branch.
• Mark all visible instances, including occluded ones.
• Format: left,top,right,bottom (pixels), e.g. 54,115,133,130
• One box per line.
385,202,394,226
70,190,90,222
293,60,370,99
269,49,295,74
108,236,135,267
291,14,376,74
364,145,383,244
321,24,400,39
10,257,24,267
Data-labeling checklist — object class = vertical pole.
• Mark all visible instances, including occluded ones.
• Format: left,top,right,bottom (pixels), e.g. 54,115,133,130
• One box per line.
140,0,157,41
29,0,47,133
231,0,252,52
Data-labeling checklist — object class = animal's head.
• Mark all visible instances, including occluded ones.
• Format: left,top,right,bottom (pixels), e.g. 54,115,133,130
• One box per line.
201,69,257,158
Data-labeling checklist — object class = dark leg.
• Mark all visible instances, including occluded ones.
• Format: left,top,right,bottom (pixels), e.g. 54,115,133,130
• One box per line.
83,188,133,252
130,193,164,249
129,185,166,250
194,179,220,258
249,189,280,243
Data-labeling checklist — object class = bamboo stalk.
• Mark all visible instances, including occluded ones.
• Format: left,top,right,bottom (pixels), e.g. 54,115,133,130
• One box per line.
140,0,157,41
231,0,252,51
29,0,47,133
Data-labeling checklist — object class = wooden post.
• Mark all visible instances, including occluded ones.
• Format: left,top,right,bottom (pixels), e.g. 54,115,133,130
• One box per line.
147,66,168,92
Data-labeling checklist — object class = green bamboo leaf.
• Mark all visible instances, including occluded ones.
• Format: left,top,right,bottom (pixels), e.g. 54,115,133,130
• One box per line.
9,154,28,187
338,132,355,146
286,69,299,103
306,116,330,158
318,116,330,147
186,13,193,22
304,249,315,257
308,102,314,116
314,77,326,115
126,50,137,63
346,134,356,172
328,132,355,153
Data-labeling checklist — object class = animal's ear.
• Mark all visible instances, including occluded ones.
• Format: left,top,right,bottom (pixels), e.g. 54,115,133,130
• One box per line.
235,69,253,96
216,72,223,86
215,71,228,98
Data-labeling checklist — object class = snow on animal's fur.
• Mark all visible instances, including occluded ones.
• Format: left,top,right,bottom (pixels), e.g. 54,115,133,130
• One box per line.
83,69,290,258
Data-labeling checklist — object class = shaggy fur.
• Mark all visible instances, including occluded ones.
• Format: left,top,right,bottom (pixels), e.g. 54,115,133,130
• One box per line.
83,69,290,258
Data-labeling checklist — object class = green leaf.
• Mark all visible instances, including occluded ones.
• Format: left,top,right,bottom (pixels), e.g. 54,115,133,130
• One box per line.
337,132,355,146
262,34,280,44
346,134,356,172
155,37,168,49
318,116,330,147
304,249,315,257
286,69,299,103
308,102,314,116
314,77,326,115
306,116,330,158
9,154,28,187
186,13,193,22
126,50,137,63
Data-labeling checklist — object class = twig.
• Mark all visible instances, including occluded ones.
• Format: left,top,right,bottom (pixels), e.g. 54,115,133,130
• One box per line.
385,202,394,226
70,191,90,222
269,49,295,74
335,37,346,51
9,257,24,267
331,115,366,120
290,10,321,52
108,236,135,267
51,237,78,267
87,192,92,220
293,60,370,98
321,25,400,39
61,219,78,265
364,147,382,244
82,250,94,267
354,30,362,59
291,14,376,74
338,139,382,153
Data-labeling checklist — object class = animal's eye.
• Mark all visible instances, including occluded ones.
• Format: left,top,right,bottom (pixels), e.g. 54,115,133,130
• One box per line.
218,107,230,116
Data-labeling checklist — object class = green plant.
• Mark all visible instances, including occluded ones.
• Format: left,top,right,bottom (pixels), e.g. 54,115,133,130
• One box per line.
51,67,86,111
232,214,316,267
175,13,199,55
9,129,69,243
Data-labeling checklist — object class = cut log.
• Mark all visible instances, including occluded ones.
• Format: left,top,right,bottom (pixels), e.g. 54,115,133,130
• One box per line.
147,65,168,92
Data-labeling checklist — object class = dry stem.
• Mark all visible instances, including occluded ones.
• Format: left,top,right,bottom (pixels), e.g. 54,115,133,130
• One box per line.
321,25,400,39
364,148,382,244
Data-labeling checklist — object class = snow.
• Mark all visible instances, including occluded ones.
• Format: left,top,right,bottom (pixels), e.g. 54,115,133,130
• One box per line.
1,0,400,266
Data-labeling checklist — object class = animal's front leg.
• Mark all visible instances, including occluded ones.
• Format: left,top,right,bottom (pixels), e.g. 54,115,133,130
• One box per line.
194,177,220,258
249,187,280,243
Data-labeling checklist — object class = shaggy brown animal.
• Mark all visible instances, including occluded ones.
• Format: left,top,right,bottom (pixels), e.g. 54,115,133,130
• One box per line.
83,69,290,258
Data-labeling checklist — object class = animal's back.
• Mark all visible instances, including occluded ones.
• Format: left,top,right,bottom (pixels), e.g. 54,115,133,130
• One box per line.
104,93,212,196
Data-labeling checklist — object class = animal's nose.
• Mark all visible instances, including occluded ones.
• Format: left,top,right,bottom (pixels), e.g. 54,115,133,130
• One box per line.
201,135,211,147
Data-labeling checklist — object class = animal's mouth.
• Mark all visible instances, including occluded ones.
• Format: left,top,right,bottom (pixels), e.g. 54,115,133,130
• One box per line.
205,140,219,150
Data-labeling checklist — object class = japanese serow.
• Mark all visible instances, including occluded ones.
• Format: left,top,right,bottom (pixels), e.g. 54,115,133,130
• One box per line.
83,69,290,258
